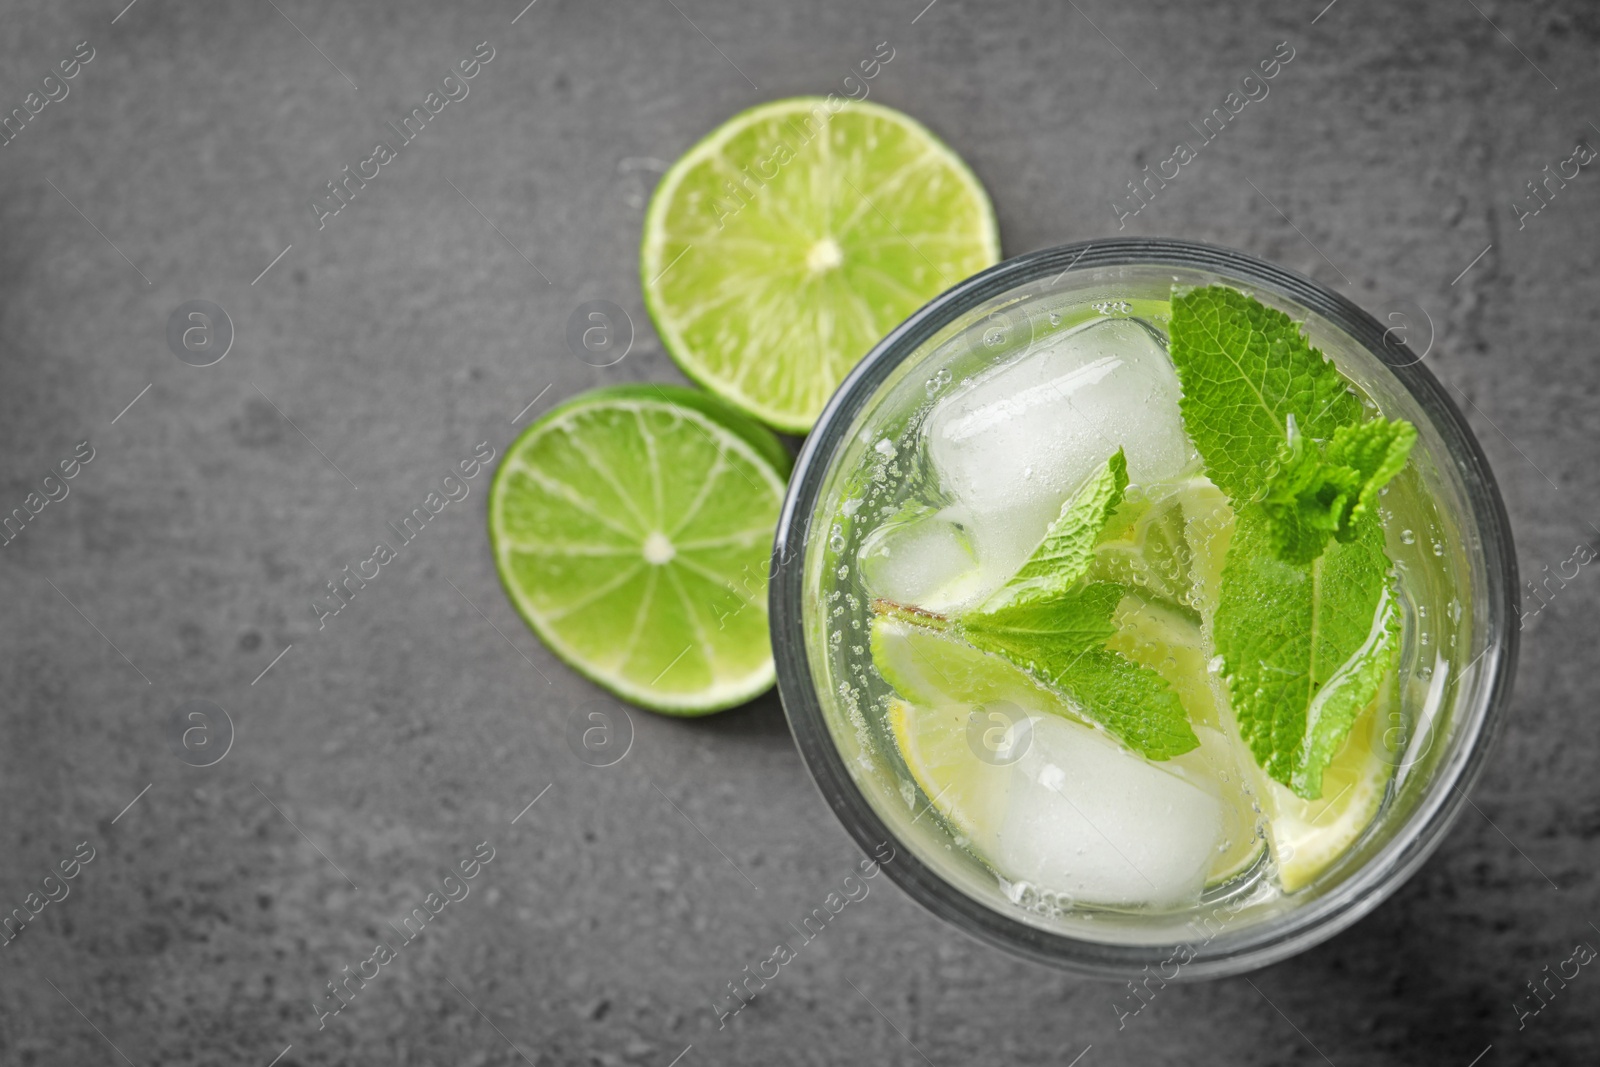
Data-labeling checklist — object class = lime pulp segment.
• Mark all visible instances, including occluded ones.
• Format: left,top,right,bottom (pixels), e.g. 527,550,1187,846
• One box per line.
489,385,791,714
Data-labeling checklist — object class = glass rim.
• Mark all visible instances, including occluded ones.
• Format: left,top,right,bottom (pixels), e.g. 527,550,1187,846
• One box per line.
769,237,1520,978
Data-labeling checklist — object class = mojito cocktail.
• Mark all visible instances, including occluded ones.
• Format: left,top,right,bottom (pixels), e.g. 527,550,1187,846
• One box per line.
773,242,1515,974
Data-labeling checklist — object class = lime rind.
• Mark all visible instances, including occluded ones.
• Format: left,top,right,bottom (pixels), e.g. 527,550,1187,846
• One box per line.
642,97,1000,434
489,385,790,715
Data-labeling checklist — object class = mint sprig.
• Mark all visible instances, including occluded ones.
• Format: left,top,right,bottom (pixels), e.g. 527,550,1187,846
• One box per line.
1261,416,1417,565
1168,286,1412,800
878,449,1199,761
961,583,1198,759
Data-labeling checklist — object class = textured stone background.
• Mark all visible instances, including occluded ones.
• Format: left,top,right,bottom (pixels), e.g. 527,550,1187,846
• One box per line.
0,0,1595,1064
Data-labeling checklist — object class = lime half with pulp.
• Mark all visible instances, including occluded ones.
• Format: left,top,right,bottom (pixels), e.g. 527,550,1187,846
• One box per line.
642,97,1000,433
489,385,791,714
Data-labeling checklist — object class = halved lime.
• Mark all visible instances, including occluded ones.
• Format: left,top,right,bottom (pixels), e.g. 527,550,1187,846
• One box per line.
642,97,1000,434
488,385,791,714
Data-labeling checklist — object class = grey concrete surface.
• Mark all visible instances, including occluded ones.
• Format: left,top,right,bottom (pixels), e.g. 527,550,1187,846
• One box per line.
0,0,1595,1064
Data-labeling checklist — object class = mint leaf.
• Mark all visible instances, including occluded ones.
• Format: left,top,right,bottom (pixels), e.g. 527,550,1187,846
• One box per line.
1262,417,1417,565
964,582,1122,659
1325,416,1416,529
1167,286,1363,504
1259,433,1358,566
1169,285,1414,799
981,449,1129,610
1214,511,1401,799
965,448,1198,758
873,451,1199,762
961,583,1198,760
1048,648,1201,761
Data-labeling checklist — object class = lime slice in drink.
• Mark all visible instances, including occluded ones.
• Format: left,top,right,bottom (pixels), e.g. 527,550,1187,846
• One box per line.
877,612,1276,898
1181,478,1234,618
886,697,1011,845
874,615,1048,844
1260,697,1394,892
1090,478,1201,609
871,613,1084,723
489,385,791,714
1170,725,1268,887
1109,593,1267,886
1108,592,1213,725
642,97,1000,434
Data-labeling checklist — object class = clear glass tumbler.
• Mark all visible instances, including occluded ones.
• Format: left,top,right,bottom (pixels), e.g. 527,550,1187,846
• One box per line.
769,239,1518,978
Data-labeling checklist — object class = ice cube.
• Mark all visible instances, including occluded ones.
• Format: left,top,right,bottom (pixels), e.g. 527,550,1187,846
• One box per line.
857,506,985,611
995,713,1223,909
924,319,1195,598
